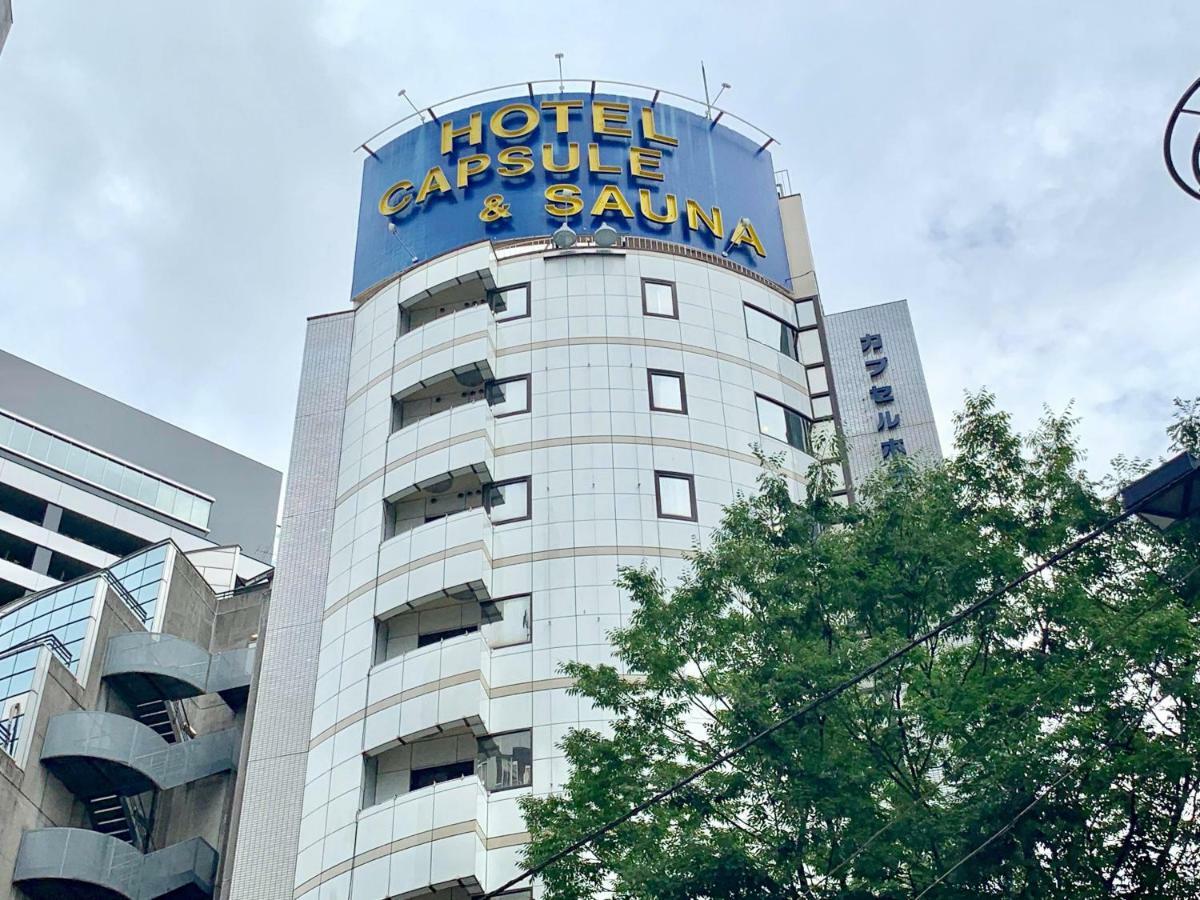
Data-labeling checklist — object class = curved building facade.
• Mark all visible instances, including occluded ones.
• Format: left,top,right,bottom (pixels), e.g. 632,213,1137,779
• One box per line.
230,83,938,900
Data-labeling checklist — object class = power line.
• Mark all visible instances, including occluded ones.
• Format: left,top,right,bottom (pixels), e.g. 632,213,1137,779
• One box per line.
912,670,1164,899
908,555,1200,898
809,558,1197,896
482,479,1185,899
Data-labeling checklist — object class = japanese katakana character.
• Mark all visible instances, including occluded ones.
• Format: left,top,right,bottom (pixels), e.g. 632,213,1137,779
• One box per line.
860,333,883,353
877,411,901,431
865,356,889,378
870,385,894,404
881,438,907,459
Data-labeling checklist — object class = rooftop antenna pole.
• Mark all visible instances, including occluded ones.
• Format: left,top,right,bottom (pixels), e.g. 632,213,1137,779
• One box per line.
555,52,565,92
701,60,712,119
397,88,425,122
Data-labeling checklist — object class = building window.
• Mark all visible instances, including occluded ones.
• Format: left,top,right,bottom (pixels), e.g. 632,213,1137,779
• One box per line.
647,370,687,414
490,284,530,322
416,625,478,648
744,304,799,361
487,375,531,417
641,279,678,319
476,730,533,792
756,395,812,453
655,471,697,521
410,759,475,791
485,477,531,524
481,594,532,648
0,411,212,530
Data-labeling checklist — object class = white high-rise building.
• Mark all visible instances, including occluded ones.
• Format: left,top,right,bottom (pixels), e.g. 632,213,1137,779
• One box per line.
231,83,940,900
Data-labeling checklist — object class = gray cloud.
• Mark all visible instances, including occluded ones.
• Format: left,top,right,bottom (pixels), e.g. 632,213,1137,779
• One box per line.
0,0,1196,481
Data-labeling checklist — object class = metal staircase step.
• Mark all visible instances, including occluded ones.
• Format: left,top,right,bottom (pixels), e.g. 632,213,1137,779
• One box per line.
134,699,177,743
87,795,133,843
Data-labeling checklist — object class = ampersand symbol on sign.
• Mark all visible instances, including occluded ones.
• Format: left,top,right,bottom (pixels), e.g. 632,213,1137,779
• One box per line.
479,194,512,223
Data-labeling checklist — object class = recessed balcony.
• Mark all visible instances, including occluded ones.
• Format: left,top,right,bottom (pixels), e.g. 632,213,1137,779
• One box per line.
384,400,492,497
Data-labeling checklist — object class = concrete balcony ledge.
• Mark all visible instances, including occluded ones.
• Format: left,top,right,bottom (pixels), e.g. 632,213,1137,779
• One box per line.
13,828,217,899
103,632,253,707
393,306,494,387
42,711,239,798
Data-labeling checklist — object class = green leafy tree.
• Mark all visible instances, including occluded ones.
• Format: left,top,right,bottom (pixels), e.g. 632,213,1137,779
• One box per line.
520,392,1200,899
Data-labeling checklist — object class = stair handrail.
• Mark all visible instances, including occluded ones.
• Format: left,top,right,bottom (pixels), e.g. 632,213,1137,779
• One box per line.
0,631,73,666
101,571,150,624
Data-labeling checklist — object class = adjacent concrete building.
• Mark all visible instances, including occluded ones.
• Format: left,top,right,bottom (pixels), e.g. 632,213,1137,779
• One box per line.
0,350,280,611
0,350,281,898
0,539,271,899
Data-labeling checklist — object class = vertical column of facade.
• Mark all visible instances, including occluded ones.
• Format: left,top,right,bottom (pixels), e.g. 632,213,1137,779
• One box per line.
229,311,354,900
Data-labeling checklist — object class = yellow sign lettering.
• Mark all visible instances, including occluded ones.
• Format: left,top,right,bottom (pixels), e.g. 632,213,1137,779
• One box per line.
490,103,539,139
685,199,723,238
629,146,664,181
496,145,534,177
729,218,767,257
545,183,584,218
587,143,621,175
542,142,580,174
590,184,634,218
378,180,414,215
455,154,491,188
638,190,678,224
540,99,583,133
592,100,632,138
440,111,482,155
640,107,679,147
416,165,453,203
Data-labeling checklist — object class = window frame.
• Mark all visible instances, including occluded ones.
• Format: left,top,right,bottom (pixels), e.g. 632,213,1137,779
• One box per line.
480,592,533,649
475,728,534,794
409,758,475,792
487,375,532,419
490,283,531,323
415,624,480,648
485,476,532,525
755,394,813,454
743,302,800,361
641,278,678,320
654,470,698,522
646,369,688,415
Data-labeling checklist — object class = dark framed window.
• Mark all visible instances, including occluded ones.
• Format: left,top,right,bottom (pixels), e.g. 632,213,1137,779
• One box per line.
410,759,474,791
654,471,698,521
485,477,532,524
416,625,479,648
641,279,678,319
647,369,687,414
480,594,532,648
476,730,533,792
755,395,812,453
490,283,530,322
486,375,531,418
744,303,799,361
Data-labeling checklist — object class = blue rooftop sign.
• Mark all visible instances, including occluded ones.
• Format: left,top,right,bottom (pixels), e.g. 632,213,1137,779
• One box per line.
351,93,789,297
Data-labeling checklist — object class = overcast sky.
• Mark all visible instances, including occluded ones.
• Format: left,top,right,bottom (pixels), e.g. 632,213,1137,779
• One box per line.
0,2,1196,481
